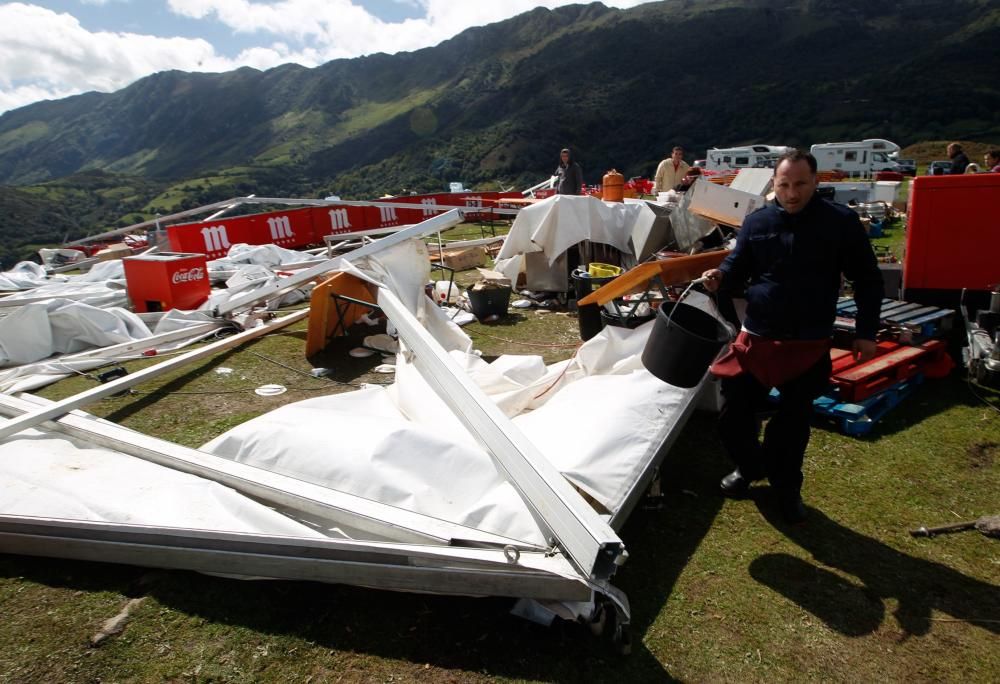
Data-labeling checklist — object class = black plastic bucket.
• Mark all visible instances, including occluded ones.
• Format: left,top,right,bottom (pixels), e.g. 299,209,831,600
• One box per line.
641,301,731,388
601,308,656,330
573,268,617,340
468,286,512,320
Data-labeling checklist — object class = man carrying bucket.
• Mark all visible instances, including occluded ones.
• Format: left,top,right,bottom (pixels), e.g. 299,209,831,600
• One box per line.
701,149,883,523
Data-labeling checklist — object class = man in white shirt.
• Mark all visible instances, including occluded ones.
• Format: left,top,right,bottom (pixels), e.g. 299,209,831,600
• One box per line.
652,146,691,194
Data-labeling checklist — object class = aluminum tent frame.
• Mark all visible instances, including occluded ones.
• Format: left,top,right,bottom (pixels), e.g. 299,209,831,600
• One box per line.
0,211,708,642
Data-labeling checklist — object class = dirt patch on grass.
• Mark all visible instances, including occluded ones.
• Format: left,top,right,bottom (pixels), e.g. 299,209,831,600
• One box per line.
966,441,998,469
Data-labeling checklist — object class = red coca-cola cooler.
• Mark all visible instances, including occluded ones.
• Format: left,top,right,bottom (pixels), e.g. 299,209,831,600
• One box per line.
123,252,210,313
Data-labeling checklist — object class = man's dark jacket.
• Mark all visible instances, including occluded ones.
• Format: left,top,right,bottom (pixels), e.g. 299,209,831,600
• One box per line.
949,151,970,174
555,160,583,195
718,194,883,340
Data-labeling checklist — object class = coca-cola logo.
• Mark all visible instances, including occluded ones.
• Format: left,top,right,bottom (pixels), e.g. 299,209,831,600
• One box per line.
172,267,205,284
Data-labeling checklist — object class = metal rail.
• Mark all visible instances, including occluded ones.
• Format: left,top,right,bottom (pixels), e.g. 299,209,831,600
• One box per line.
378,288,626,581
0,310,308,442
0,393,541,549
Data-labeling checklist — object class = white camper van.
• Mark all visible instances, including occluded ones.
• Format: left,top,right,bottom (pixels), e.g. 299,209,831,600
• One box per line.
704,145,790,172
809,139,901,176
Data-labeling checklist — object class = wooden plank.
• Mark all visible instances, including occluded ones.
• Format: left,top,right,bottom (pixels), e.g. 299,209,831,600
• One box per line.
689,208,743,228
577,251,729,307
833,345,927,384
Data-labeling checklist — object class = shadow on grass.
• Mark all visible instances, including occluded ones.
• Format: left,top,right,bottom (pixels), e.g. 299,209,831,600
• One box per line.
747,493,1000,638
102,347,242,424
810,374,1000,440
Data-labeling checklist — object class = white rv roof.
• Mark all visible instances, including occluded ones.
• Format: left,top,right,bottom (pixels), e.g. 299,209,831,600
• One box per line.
811,139,900,151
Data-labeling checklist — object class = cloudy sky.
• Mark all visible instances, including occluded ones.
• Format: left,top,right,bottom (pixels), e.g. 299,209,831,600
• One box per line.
0,0,656,114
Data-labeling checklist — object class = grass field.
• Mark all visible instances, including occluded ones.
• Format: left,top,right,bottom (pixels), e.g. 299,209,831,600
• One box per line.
0,215,997,683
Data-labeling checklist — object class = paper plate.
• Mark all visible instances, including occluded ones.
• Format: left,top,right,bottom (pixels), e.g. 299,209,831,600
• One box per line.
254,384,287,396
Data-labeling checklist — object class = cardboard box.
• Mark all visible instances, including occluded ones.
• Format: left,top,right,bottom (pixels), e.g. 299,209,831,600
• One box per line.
94,243,133,261
431,246,488,271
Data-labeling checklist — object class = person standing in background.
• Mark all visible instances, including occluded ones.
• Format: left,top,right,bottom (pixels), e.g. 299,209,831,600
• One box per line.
554,148,583,195
984,149,1000,173
653,146,690,195
947,143,970,174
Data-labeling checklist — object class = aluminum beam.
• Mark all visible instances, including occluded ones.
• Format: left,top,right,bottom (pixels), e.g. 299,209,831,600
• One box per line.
0,516,591,602
0,310,307,442
215,210,465,317
0,393,541,549
378,288,626,581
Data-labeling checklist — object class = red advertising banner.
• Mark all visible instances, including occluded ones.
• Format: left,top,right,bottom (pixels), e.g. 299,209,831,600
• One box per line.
168,207,316,259
166,191,526,259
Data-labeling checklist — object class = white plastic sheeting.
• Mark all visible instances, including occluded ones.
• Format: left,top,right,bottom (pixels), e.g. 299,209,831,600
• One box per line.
493,195,654,283
200,244,318,312
0,309,221,393
0,260,129,309
0,262,59,291
0,427,326,538
0,299,148,366
0,230,713,606
203,314,700,547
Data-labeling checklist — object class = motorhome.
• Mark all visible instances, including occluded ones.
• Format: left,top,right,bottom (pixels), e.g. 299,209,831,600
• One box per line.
704,145,790,172
810,139,901,176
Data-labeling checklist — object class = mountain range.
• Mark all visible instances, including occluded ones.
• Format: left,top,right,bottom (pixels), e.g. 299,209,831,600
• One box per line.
0,0,998,265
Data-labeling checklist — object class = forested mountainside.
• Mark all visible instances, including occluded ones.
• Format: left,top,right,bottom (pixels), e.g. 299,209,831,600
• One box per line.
1,0,997,264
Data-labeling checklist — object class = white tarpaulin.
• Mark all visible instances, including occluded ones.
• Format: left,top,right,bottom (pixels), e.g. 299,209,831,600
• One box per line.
0,260,128,309
202,321,695,546
207,243,317,282
0,309,221,393
201,237,709,547
0,299,149,366
0,427,326,538
493,195,653,283
0,231,713,608
0,262,60,291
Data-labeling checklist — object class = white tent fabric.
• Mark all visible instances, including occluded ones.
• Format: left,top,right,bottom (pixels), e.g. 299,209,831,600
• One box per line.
0,262,60,291
0,309,220,393
494,195,653,283
0,299,149,366
215,243,313,269
0,427,326,538
0,233,712,570
0,260,128,309
203,313,702,546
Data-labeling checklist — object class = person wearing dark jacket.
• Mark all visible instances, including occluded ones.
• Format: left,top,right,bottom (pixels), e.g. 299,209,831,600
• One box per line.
554,148,583,195
701,150,883,523
947,143,970,174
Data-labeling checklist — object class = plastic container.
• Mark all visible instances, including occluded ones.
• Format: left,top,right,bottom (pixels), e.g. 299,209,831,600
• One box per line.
641,301,731,388
433,280,459,304
602,169,625,202
588,262,622,278
468,286,512,320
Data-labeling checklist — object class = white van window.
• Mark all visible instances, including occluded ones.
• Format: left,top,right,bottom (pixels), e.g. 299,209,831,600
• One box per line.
723,156,731,163
845,151,858,162
735,157,749,166
873,152,887,162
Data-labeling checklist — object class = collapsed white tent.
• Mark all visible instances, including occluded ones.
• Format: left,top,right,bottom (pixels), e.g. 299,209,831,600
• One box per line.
0,210,713,642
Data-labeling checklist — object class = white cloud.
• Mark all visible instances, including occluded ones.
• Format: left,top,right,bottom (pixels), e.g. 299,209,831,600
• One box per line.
0,0,655,114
